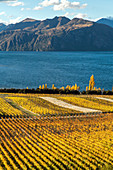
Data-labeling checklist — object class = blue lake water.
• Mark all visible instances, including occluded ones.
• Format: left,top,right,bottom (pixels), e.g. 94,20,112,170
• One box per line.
0,51,113,91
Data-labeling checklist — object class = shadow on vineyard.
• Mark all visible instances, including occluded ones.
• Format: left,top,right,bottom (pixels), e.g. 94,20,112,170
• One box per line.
101,165,113,170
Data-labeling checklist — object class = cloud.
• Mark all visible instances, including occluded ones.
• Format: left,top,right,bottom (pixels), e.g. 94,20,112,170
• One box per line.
33,6,43,10
8,1,24,6
0,18,8,25
26,8,31,10
75,13,88,19
9,16,21,24
64,12,69,17
21,7,24,11
21,7,31,11
0,11,6,15
53,0,87,11
37,0,87,11
81,4,87,9
0,0,16,2
91,17,102,22
39,0,59,7
64,12,75,17
8,15,14,18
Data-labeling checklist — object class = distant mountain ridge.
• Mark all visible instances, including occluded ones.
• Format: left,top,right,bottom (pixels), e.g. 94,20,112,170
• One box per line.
0,16,113,51
0,23,7,32
97,18,113,28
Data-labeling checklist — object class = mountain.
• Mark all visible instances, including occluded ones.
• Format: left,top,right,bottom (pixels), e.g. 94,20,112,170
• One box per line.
97,18,113,28
0,23,6,32
0,18,41,32
0,17,113,51
6,18,41,31
34,16,70,30
6,16,70,32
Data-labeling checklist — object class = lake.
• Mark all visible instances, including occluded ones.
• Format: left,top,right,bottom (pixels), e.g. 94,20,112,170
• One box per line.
0,51,113,91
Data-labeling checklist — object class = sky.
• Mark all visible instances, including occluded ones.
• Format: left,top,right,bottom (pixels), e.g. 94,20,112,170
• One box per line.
0,0,113,25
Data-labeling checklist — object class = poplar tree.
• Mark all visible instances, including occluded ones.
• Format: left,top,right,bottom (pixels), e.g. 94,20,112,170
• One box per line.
61,87,65,90
89,75,95,90
39,85,41,89
86,86,88,91
42,84,45,89
75,84,77,90
45,84,47,89
52,84,55,90
71,85,75,90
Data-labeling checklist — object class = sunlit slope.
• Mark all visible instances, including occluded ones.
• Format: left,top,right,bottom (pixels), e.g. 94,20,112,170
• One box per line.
0,94,113,117
56,96,113,112
7,97,80,115
0,97,23,116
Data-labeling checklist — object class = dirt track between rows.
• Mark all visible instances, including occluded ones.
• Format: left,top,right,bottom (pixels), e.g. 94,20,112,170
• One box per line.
40,97,102,113
96,97,113,102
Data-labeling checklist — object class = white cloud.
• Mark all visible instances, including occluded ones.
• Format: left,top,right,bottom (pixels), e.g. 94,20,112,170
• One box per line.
53,0,87,11
9,16,21,24
64,12,75,17
0,11,6,15
0,0,16,2
21,7,24,11
34,0,87,11
39,0,59,7
91,17,102,22
8,15,14,18
26,8,31,10
21,7,31,11
80,3,87,9
0,18,8,25
33,6,42,10
64,12,69,17
8,1,24,7
75,13,88,19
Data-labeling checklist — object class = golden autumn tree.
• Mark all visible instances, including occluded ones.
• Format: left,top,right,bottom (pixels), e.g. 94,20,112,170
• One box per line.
52,84,55,90
89,75,95,90
66,85,69,89
74,84,77,90
60,86,65,90
39,85,41,89
42,84,45,89
86,86,88,91
45,84,47,89
94,87,97,90
68,86,71,90
71,85,75,90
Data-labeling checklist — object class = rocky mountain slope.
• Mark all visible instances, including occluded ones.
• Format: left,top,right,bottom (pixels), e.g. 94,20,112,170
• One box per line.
0,17,113,51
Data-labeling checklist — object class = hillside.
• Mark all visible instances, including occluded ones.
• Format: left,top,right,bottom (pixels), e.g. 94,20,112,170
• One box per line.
0,17,113,51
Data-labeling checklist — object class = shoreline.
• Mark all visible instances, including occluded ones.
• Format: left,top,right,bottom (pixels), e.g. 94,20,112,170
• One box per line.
0,88,112,95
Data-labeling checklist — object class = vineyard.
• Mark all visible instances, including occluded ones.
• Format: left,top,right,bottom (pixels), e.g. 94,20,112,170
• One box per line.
0,97,23,117
1,114,113,170
57,96,113,112
6,97,80,115
0,93,113,169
